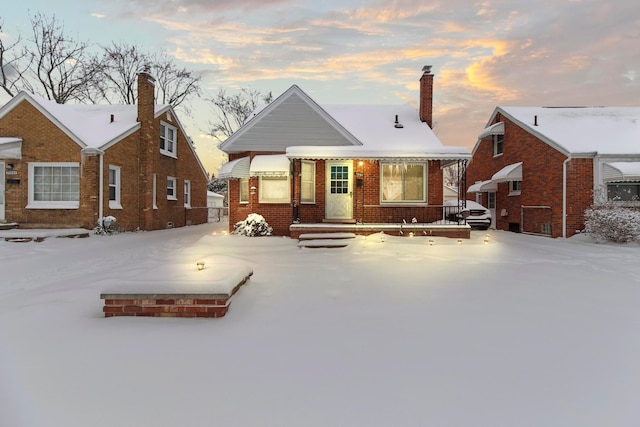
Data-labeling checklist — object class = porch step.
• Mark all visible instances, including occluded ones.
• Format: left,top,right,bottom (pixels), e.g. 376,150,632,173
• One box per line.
0,223,19,230
297,232,356,249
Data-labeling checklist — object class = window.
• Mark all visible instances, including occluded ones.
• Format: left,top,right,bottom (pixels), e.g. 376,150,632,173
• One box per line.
487,192,496,209
607,183,640,202
184,180,191,207
160,122,177,157
108,166,121,209
381,162,426,203
301,161,316,203
493,134,504,156
239,178,249,203
167,176,177,200
28,163,79,209
153,174,158,209
509,180,522,195
259,176,290,203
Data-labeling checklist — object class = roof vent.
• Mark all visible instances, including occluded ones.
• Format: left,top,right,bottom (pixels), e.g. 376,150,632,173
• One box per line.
110,114,114,123
394,114,404,128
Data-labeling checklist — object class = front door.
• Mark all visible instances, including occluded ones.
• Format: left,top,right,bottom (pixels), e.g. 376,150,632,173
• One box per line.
0,162,5,221
325,161,353,220
487,191,496,229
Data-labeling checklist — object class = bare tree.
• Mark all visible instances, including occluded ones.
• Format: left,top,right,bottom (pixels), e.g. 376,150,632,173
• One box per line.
27,12,103,103
94,42,201,111
207,88,273,142
0,19,32,97
150,52,202,112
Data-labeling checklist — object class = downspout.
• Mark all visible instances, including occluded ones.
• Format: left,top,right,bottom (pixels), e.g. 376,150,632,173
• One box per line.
99,151,104,222
562,156,571,238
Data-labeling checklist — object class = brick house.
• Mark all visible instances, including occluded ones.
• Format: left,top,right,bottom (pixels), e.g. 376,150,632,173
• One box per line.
219,66,471,238
466,106,640,238
0,70,208,231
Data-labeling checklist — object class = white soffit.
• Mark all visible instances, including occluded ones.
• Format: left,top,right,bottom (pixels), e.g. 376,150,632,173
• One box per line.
491,162,523,182
603,162,640,182
250,154,290,177
478,122,504,139
467,180,498,193
218,156,249,179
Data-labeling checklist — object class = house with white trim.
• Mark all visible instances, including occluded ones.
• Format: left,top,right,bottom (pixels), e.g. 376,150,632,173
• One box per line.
467,106,640,238
0,70,209,231
218,66,472,238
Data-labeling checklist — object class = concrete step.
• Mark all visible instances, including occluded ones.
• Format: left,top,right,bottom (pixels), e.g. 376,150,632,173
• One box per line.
298,232,356,241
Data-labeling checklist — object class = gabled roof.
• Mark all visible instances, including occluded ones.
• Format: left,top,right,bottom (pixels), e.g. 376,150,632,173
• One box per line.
475,106,640,157
0,91,168,150
219,84,470,161
219,85,361,153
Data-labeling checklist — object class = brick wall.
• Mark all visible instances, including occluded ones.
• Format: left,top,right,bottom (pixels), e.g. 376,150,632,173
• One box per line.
467,115,593,237
0,91,208,230
227,155,447,236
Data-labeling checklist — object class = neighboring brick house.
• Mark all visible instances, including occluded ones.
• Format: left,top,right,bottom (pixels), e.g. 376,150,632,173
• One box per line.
466,106,640,238
218,66,471,237
0,70,208,231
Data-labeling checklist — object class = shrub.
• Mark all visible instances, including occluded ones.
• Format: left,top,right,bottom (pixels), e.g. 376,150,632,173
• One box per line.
95,216,118,235
584,203,640,243
233,213,273,237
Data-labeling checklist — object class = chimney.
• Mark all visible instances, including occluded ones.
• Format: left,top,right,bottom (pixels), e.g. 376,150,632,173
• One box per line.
419,65,434,128
137,65,157,231
137,65,155,124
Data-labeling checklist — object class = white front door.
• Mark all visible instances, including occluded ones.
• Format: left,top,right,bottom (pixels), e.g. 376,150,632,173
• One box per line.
325,161,353,220
0,162,5,221
487,191,496,229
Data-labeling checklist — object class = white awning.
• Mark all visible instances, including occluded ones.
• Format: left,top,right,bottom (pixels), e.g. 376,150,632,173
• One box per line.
478,122,504,139
467,180,498,193
492,162,522,182
218,156,249,179
0,137,22,159
250,154,290,177
602,162,640,182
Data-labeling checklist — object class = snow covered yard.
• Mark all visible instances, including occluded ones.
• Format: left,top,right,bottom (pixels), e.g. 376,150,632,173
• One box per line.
1,223,640,427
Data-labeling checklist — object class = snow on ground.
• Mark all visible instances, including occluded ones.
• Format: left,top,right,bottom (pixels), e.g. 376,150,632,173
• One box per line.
1,222,640,427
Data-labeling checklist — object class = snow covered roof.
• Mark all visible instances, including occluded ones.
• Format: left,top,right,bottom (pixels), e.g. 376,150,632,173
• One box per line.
207,191,224,199
467,180,498,193
491,162,523,182
495,106,640,156
249,154,290,176
602,162,640,182
0,137,22,159
220,85,470,161
478,122,504,139
0,91,169,149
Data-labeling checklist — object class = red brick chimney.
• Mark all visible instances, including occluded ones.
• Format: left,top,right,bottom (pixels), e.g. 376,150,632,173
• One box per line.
419,65,434,128
137,66,156,230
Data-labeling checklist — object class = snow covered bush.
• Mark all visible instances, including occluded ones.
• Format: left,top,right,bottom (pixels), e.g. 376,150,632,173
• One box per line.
95,216,118,235
233,213,273,237
584,203,640,243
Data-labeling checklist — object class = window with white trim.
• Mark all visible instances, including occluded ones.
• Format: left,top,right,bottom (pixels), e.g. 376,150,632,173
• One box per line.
108,165,122,209
493,134,504,156
301,161,316,203
607,183,640,202
259,176,290,203
160,122,177,157
184,180,191,207
381,162,426,203
509,180,522,195
239,178,249,204
28,162,79,209
167,176,177,200
153,174,158,209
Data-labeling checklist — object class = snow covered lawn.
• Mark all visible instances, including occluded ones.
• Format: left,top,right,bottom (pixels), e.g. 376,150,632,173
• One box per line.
1,222,639,427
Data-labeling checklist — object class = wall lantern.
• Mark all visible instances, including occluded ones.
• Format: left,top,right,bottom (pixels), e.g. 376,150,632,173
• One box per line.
196,261,205,271
250,186,257,195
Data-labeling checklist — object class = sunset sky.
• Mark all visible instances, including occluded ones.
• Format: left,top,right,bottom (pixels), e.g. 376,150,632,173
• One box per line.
2,0,639,175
